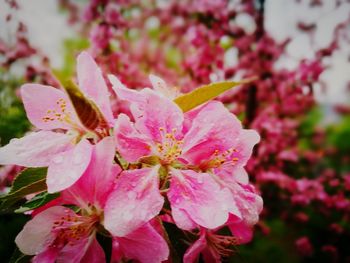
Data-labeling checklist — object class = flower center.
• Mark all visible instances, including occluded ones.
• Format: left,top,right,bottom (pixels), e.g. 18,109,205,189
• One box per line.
42,98,74,125
200,148,239,170
156,127,184,165
51,210,99,247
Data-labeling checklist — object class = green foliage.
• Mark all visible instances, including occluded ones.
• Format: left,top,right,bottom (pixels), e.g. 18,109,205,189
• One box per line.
0,72,30,145
15,191,59,213
54,37,89,79
174,80,249,112
0,168,48,213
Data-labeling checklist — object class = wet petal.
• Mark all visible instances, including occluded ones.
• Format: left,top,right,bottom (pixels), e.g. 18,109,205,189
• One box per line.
168,169,230,229
171,207,197,230
149,74,179,99
114,114,151,162
21,84,81,130
104,166,164,236
182,101,242,164
110,75,183,142
77,51,114,124
15,206,70,255
47,139,92,193
113,222,169,263
63,137,121,207
227,183,263,225
227,215,253,244
0,131,73,167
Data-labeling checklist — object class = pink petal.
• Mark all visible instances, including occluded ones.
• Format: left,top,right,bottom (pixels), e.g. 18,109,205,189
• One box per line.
149,74,179,99
227,183,263,225
15,206,69,255
114,114,151,162
80,237,106,263
63,137,121,208
108,75,144,105
21,84,81,130
168,169,230,230
0,131,73,167
227,215,254,244
77,51,114,124
229,129,260,167
58,235,105,263
171,206,197,230
183,229,207,263
47,139,92,193
110,76,183,142
182,101,242,164
113,222,169,263
33,247,59,263
104,166,164,236
131,89,184,142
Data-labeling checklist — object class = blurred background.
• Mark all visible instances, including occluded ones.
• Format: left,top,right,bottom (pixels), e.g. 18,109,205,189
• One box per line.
0,0,349,262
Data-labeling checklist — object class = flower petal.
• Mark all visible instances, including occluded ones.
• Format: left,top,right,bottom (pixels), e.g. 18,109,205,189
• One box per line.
149,74,179,99
171,207,197,230
182,101,242,164
108,74,144,104
168,169,230,229
183,229,207,263
227,215,254,244
113,223,169,263
77,51,114,124
0,131,73,167
114,114,151,162
110,76,184,142
15,206,70,255
63,136,121,208
47,139,92,193
227,183,263,225
21,84,81,130
104,166,164,236
58,235,105,263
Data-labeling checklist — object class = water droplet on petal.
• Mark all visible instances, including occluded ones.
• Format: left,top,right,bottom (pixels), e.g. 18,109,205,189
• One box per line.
53,155,64,164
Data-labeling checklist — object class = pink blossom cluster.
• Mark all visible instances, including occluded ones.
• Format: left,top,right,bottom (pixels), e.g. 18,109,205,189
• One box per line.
0,52,262,262
57,0,350,259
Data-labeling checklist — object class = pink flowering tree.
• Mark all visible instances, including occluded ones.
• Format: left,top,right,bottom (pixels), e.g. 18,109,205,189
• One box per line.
1,0,350,262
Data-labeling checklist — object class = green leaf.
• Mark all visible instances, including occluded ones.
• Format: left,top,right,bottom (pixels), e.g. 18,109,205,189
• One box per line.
62,79,108,132
15,191,60,213
174,79,252,112
0,168,47,212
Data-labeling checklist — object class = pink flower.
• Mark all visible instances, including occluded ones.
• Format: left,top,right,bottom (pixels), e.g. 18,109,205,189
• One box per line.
0,51,114,193
104,75,262,235
15,137,169,262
